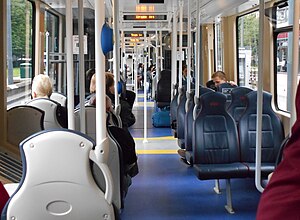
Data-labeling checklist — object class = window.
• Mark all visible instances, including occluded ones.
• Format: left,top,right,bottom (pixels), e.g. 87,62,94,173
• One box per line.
7,0,34,109
274,2,300,112
237,11,259,89
44,11,61,91
215,17,223,71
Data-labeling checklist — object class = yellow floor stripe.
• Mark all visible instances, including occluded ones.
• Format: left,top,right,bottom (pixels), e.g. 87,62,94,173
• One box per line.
136,149,177,154
134,136,175,141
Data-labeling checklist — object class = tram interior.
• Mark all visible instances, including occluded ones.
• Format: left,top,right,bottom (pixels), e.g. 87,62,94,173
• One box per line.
1,0,296,219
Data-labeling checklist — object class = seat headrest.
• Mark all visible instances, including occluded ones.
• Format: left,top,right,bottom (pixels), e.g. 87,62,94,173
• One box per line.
245,91,273,113
199,91,227,114
199,87,215,95
230,87,253,107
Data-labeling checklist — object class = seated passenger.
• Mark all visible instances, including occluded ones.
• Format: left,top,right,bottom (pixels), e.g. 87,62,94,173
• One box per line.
31,74,53,98
106,95,138,170
256,80,300,219
105,73,136,128
31,74,67,128
206,79,217,91
211,71,236,88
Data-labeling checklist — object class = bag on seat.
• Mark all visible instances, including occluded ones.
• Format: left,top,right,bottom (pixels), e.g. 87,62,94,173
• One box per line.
152,108,171,128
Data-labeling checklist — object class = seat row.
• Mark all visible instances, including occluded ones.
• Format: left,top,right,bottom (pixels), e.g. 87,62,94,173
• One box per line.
173,87,285,213
4,93,137,218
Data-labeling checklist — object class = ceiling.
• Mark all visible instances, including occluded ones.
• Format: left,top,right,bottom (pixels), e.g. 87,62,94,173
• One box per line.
41,0,262,26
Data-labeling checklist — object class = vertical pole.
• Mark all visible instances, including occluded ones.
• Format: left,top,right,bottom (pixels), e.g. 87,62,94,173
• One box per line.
134,45,138,105
45,32,49,75
187,0,191,94
155,30,159,80
255,0,265,193
78,0,86,133
289,0,300,127
113,0,120,108
143,31,148,143
121,30,125,79
193,0,200,120
159,30,163,71
178,0,183,89
66,0,75,129
171,6,177,99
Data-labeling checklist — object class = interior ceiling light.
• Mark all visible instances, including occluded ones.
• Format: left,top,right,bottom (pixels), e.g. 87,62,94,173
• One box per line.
136,5,155,12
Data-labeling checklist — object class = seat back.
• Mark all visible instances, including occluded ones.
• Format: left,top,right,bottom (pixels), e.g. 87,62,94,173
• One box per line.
184,87,214,151
176,90,187,140
92,130,123,210
217,83,237,106
156,69,171,108
26,98,65,129
74,108,124,210
50,92,67,107
74,106,97,140
7,105,44,147
238,91,284,163
227,87,253,123
193,92,240,164
2,130,114,220
170,88,179,129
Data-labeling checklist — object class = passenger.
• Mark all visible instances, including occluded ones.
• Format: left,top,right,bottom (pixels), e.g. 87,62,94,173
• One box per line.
211,70,236,87
182,64,187,87
88,73,96,106
137,63,144,89
88,73,135,128
31,74,53,98
256,80,300,220
206,79,217,91
0,182,9,214
105,72,136,128
31,74,67,128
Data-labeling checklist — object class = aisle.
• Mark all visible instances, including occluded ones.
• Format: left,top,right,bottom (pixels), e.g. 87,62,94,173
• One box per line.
120,154,260,220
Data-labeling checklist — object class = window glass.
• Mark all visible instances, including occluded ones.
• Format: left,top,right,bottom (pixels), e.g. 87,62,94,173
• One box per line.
237,11,259,89
44,11,61,92
7,0,33,109
274,2,300,112
215,17,223,71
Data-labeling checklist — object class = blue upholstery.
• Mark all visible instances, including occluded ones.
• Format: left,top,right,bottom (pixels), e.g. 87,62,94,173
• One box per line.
156,69,171,108
170,89,179,133
184,87,214,164
238,91,284,176
192,92,248,180
217,83,237,107
227,87,253,123
176,89,188,148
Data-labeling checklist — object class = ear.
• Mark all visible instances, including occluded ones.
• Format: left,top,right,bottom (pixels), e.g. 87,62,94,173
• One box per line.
32,91,37,99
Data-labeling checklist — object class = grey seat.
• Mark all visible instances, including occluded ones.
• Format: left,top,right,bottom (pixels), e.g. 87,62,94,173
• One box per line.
7,105,44,147
1,129,115,220
74,107,124,211
27,98,65,129
50,92,67,107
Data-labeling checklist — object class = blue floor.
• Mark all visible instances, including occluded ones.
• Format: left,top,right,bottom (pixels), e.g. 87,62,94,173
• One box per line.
129,127,173,138
120,154,260,220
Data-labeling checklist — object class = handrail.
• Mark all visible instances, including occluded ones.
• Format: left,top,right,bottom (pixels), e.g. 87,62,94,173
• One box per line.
255,0,265,193
66,0,75,130
78,0,86,134
289,0,300,128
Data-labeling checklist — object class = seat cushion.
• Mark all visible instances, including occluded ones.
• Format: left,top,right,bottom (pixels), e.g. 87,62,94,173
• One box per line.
194,163,249,180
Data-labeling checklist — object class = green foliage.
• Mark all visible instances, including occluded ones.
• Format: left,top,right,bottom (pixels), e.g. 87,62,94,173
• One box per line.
10,0,33,60
238,12,259,66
